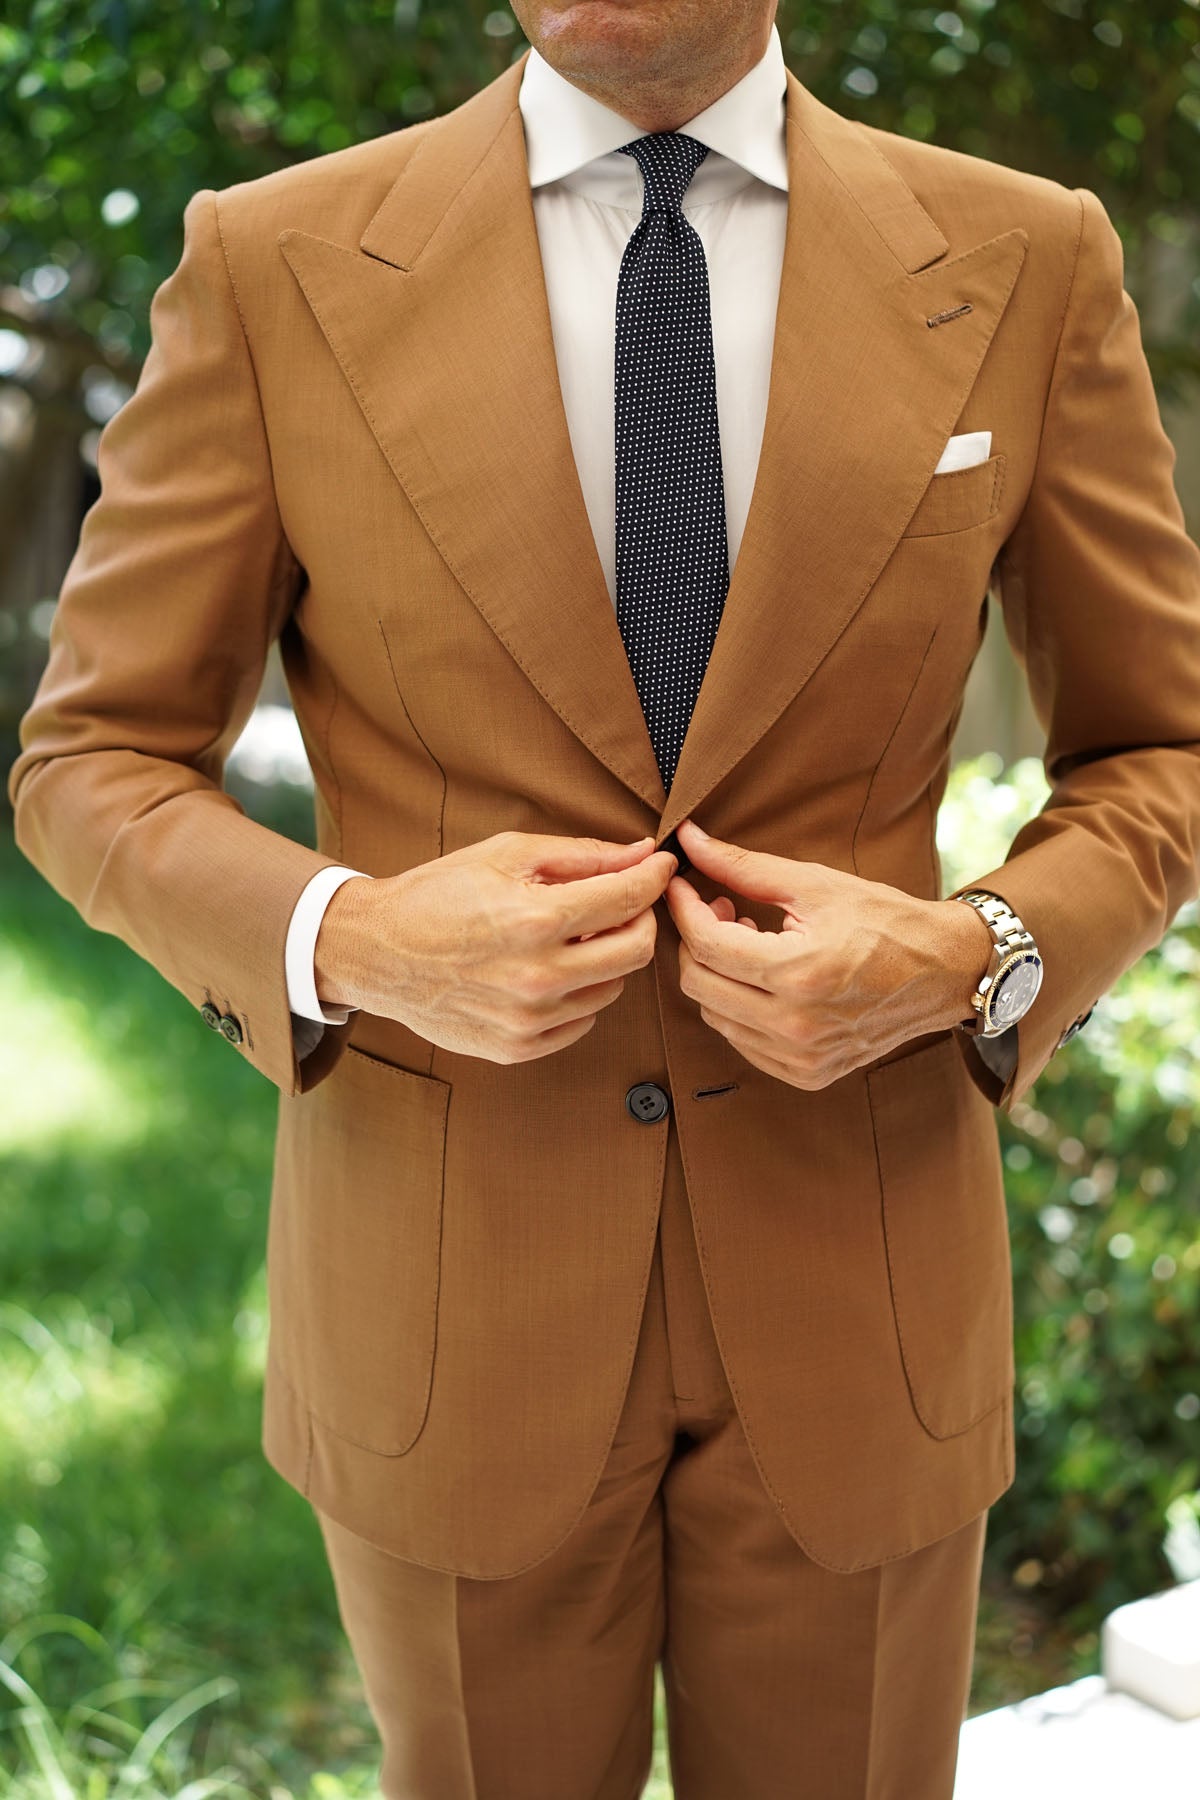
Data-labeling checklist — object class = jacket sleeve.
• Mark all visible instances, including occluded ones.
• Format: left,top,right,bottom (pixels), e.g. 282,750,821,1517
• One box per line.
950,185,1200,1112
7,187,352,1097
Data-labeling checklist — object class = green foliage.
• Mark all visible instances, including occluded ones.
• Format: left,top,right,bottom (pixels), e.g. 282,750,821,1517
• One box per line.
1,750,1197,1786
784,0,1200,197
0,0,521,367
2,1,1198,372
942,754,1200,1624
0,1624,252,1799
0,830,377,1792
0,1625,384,1796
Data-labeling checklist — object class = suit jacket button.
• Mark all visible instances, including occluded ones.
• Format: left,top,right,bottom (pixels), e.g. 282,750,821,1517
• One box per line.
626,1081,670,1123
200,1002,222,1030
658,829,690,877
218,1013,244,1045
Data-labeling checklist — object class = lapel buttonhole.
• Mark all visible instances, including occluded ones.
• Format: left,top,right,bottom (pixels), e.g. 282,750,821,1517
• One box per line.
927,302,974,329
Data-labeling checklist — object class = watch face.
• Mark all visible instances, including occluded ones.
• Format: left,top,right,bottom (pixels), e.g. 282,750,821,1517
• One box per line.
989,953,1043,1028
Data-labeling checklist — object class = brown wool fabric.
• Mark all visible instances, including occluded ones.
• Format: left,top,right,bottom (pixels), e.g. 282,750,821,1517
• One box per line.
10,39,1200,1798
315,1115,988,1799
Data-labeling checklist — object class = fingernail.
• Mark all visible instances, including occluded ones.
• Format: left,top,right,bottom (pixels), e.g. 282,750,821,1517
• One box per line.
689,821,708,838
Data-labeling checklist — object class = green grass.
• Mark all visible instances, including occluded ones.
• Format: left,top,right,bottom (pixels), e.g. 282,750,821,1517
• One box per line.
0,825,378,1794
1,818,1074,1795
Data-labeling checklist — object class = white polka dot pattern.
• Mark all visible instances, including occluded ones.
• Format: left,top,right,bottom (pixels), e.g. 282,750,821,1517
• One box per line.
614,131,730,796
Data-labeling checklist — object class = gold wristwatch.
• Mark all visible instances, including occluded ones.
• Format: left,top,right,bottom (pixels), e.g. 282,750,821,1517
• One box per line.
953,890,1043,1038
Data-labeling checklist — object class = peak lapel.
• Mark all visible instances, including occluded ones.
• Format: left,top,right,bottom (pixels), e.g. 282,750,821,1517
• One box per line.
280,56,1028,839
658,73,1028,840
279,52,667,815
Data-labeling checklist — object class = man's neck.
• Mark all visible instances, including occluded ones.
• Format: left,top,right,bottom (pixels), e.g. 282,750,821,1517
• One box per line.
542,29,773,133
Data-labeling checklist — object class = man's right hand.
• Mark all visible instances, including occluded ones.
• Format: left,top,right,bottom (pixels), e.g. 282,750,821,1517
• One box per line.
312,832,677,1064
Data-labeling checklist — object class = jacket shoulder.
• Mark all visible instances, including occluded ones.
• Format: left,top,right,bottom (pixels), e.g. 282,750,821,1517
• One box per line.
203,58,520,251
202,121,433,250
860,124,1087,263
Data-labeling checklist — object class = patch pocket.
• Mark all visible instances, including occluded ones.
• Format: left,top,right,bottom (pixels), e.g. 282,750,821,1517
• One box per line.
866,1031,1014,1438
902,452,1006,538
270,1045,451,1455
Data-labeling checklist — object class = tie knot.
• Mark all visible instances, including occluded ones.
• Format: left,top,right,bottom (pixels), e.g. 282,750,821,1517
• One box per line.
616,131,709,215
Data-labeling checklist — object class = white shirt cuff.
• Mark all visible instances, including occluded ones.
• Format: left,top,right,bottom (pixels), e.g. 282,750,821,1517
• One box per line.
285,865,371,1025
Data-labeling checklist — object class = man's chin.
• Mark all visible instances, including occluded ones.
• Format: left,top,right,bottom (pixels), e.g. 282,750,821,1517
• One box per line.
534,0,677,68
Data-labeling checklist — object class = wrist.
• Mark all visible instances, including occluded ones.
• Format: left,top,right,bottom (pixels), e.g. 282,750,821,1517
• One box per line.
933,896,995,1029
314,875,374,1012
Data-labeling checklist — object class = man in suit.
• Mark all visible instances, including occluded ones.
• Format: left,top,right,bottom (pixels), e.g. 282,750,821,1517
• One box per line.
11,0,1200,1792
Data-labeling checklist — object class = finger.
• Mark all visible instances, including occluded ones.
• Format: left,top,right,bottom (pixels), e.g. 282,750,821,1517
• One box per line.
510,972,633,1029
516,832,657,882
721,1033,801,1086
666,874,776,988
556,911,658,984
518,1012,601,1059
738,915,759,929
674,819,801,907
682,952,782,1034
525,973,630,1031
706,894,756,930
701,1010,790,1060
694,1001,803,1073
554,850,678,938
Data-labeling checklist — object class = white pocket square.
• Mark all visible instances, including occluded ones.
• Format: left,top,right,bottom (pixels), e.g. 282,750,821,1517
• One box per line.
934,430,992,475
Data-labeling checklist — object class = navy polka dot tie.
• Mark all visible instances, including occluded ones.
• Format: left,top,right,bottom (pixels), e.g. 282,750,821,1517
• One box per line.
615,132,730,797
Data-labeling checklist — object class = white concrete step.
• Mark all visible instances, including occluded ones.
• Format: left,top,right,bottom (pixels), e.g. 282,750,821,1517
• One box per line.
1103,1582,1200,1721
956,1579,1200,1797
955,1676,1200,1797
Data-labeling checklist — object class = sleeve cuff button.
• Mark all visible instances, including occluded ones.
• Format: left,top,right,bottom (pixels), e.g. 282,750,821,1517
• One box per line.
1057,1005,1094,1050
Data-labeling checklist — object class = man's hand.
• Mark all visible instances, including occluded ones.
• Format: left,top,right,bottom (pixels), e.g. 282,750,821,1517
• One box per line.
313,831,677,1064
664,817,994,1090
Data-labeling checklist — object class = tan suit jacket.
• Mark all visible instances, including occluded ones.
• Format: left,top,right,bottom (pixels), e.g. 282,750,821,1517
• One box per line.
11,52,1200,1579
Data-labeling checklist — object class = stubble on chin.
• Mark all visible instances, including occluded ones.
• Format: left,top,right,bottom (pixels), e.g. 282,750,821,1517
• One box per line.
527,0,703,89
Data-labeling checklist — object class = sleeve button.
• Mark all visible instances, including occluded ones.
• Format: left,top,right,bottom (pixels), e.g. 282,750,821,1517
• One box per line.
1056,1005,1094,1050
218,1013,244,1045
200,1002,222,1031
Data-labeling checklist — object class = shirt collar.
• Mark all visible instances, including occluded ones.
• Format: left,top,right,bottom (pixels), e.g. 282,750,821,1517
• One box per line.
518,21,789,198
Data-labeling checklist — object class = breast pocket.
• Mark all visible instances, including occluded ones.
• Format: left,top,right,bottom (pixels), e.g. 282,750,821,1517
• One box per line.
901,452,1006,538
268,1045,451,1456
866,1030,1014,1438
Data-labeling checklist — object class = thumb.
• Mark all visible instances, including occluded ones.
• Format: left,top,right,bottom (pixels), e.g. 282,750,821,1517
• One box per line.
518,832,659,884
676,820,797,906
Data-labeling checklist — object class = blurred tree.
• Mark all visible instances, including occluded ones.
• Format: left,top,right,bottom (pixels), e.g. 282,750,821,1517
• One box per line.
2,1,1197,367
1,0,1198,739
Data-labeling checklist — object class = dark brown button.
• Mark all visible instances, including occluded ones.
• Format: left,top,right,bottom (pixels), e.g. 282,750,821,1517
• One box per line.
626,1081,670,1124
658,830,690,877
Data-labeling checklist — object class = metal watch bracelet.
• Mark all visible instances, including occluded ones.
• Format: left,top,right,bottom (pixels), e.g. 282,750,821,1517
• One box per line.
953,889,1042,1038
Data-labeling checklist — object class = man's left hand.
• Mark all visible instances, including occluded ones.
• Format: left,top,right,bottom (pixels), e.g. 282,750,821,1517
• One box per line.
664,817,994,1090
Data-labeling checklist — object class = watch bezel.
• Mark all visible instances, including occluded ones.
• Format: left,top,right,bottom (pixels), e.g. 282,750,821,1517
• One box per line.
981,949,1043,1035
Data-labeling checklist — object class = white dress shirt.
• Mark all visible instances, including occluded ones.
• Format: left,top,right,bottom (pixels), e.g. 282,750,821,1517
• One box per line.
284,25,791,1051
283,25,1008,1083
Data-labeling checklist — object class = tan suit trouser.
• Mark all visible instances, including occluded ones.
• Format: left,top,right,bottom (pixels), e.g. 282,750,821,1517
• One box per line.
314,1110,988,1799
